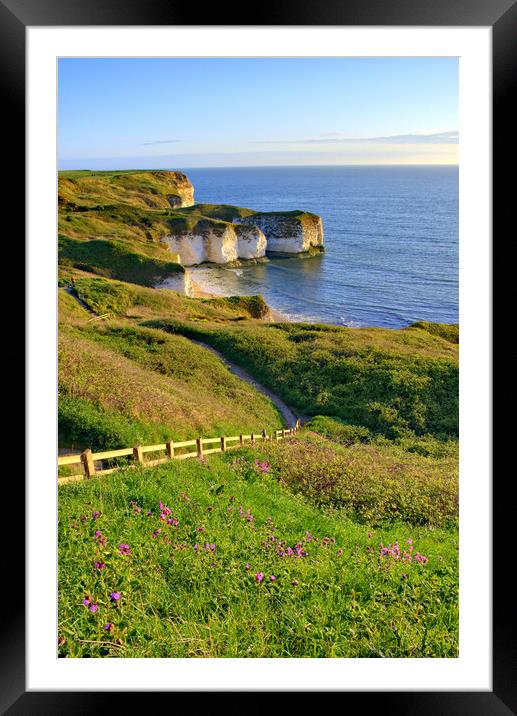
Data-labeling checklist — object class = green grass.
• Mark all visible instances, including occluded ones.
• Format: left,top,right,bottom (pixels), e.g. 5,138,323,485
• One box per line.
61,276,271,323
146,320,459,440
58,445,458,658
59,236,183,287
58,169,192,211
254,431,458,527
58,321,283,451
173,203,256,222
410,321,459,344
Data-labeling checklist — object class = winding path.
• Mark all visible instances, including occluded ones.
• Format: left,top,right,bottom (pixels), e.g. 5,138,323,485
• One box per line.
190,338,302,428
63,286,302,429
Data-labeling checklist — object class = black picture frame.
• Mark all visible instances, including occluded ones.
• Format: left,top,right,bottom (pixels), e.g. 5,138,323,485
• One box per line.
8,0,509,711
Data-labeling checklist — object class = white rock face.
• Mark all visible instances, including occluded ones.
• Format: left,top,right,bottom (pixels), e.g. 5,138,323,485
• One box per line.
235,224,267,259
155,270,194,296
158,210,321,265
161,225,239,266
234,213,324,254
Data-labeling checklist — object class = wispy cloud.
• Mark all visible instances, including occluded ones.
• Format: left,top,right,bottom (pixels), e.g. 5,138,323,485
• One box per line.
252,131,459,145
139,139,183,146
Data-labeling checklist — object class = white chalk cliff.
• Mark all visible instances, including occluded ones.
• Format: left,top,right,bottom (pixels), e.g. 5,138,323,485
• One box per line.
233,212,324,254
161,222,267,266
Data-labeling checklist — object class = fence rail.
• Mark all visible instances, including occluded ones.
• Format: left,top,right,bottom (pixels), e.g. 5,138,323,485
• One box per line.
57,424,300,485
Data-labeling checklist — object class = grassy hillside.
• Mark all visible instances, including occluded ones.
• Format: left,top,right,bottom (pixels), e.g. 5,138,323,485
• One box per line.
57,277,458,659
59,318,283,451
147,320,459,440
58,169,193,210
59,278,270,323
58,443,458,658
59,236,185,286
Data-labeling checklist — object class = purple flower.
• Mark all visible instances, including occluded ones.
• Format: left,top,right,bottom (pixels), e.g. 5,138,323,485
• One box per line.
414,553,429,564
119,543,131,555
89,604,98,613
337,548,344,557
109,592,121,602
245,563,251,570
193,544,199,551
255,572,264,583
92,511,101,520
196,526,204,532
104,622,114,632
94,561,106,571
152,529,161,538
168,517,179,527
269,575,276,582
83,598,91,607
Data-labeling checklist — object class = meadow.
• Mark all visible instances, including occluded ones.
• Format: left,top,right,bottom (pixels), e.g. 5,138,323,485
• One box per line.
58,439,458,658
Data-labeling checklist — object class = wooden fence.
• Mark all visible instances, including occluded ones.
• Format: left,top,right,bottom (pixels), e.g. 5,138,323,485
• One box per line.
57,425,299,485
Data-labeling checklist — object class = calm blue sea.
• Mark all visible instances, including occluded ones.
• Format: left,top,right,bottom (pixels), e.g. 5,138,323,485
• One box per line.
182,166,458,328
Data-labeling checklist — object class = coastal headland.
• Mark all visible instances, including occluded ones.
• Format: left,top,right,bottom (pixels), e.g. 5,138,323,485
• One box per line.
59,169,324,297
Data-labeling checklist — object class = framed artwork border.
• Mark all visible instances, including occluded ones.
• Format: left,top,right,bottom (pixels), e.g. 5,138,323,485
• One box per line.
5,0,509,710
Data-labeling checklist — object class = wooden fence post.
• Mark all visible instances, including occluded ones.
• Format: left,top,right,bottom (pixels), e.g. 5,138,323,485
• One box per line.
282,429,286,438
166,440,175,459
221,436,227,452
251,433,255,445
197,437,204,458
239,434,244,447
81,449,95,478
133,446,144,465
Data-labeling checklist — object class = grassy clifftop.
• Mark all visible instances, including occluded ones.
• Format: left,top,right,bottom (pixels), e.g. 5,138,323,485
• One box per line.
59,169,194,210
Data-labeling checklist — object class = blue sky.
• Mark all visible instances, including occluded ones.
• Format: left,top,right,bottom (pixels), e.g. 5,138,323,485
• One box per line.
58,57,458,168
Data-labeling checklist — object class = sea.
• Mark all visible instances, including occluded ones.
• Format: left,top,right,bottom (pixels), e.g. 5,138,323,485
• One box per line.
182,166,458,328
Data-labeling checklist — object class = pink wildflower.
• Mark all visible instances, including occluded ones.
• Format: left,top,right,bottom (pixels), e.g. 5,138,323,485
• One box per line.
255,572,264,582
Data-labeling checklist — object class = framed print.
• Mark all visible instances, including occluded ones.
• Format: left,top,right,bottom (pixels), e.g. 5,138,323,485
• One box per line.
6,0,511,710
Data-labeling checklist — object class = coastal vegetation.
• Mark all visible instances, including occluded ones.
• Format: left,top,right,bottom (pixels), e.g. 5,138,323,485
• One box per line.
58,446,457,658
57,170,459,658
147,319,458,440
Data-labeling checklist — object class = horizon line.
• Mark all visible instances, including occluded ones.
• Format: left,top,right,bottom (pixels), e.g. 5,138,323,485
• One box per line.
58,162,459,172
